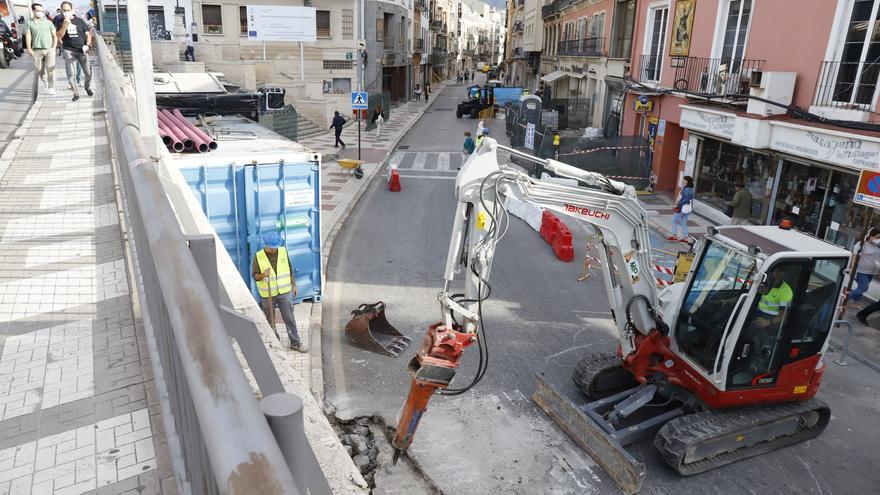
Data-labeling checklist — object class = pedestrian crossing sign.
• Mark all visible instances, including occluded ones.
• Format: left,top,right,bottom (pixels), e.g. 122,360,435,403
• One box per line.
352,92,368,110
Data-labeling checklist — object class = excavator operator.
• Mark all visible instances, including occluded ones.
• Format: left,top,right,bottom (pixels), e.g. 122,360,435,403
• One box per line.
753,273,794,328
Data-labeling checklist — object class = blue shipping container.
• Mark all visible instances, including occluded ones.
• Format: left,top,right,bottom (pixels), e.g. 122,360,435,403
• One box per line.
179,160,322,302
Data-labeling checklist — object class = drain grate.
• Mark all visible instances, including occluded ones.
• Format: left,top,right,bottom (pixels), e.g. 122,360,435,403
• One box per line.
397,145,410,150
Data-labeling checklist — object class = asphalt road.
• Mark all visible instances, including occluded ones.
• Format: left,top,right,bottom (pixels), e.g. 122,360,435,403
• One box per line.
322,81,880,494
0,56,35,154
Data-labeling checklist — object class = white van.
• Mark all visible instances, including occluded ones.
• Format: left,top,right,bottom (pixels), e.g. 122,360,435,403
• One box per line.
0,0,22,56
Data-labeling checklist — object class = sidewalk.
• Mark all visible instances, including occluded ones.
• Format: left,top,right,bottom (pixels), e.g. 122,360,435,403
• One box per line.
0,74,176,492
283,84,449,396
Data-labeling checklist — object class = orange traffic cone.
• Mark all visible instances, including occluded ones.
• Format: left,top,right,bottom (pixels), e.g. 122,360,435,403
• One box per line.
389,168,401,192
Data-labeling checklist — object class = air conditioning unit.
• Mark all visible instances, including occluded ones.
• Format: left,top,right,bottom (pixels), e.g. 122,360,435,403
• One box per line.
747,71,796,117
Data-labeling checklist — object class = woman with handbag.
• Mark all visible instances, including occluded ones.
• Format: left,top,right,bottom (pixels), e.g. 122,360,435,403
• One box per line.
849,228,880,304
668,176,694,243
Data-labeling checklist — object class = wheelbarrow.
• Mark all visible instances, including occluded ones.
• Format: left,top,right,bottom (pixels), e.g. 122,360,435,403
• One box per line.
337,158,365,179
344,302,412,357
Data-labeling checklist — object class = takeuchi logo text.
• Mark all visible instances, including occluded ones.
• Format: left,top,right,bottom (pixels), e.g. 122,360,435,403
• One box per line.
564,204,611,220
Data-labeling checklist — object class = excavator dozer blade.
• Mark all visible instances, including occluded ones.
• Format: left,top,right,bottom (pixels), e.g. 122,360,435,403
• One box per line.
344,302,412,357
532,375,645,495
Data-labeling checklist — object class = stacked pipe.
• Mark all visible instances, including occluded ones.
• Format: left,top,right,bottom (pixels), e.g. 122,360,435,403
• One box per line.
156,109,218,153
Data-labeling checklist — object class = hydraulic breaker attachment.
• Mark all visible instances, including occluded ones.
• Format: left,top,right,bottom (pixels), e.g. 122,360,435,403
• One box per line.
391,323,476,463
344,302,412,357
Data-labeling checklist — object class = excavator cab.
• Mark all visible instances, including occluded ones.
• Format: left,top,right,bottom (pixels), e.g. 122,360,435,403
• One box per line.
669,225,849,398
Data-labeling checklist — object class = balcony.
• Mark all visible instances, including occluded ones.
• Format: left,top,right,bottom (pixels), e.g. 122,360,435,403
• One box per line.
671,57,764,97
513,47,525,59
637,54,662,83
813,60,880,111
557,37,604,57
513,21,523,33
414,38,424,53
462,49,475,57
317,26,331,38
430,53,446,66
414,0,427,11
430,19,444,30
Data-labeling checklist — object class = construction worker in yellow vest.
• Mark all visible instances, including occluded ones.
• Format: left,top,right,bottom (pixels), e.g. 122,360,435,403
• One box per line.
253,231,306,352
552,130,561,159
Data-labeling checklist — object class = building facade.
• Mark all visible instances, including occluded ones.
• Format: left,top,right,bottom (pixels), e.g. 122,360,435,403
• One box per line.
365,0,413,101
622,0,880,250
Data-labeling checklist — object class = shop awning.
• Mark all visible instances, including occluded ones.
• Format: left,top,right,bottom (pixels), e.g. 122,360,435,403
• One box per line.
541,70,579,83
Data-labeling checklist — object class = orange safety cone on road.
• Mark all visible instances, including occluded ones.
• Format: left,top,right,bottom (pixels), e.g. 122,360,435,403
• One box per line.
389,168,401,192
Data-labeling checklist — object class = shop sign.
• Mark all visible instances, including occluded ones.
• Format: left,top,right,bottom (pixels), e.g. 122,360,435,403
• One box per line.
770,125,880,171
854,170,880,209
633,95,653,113
679,107,734,139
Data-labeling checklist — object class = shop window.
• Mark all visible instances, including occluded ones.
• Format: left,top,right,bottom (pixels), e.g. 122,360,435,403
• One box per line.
693,139,773,224
317,10,331,38
770,161,832,237
202,5,223,34
819,171,867,250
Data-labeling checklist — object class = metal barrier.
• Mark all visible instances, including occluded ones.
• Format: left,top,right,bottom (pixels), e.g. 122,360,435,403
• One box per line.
96,34,314,494
832,319,880,373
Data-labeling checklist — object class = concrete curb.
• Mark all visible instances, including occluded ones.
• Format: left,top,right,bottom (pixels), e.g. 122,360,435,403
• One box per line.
0,71,40,181
308,82,450,404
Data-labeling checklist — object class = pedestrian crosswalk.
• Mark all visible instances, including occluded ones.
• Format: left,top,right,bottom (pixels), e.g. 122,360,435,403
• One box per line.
387,149,515,175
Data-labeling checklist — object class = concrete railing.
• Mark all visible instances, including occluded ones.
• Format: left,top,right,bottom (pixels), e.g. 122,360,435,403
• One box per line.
95,34,331,494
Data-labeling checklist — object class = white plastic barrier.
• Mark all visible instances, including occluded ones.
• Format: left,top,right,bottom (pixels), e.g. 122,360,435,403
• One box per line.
504,197,544,232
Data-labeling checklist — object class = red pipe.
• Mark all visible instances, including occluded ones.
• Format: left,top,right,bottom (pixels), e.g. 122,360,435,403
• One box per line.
162,110,209,153
157,111,194,151
157,120,184,152
171,109,218,151
158,121,183,151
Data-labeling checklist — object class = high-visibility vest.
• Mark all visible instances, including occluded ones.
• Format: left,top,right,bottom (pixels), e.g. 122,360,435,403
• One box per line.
255,248,294,298
553,135,560,146
757,281,793,315
476,136,484,147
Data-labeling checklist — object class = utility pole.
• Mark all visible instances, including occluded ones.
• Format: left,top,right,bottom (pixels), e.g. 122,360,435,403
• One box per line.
126,0,162,156
356,0,365,161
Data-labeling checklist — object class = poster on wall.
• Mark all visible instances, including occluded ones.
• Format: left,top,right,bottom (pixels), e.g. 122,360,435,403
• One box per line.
247,5,317,42
670,0,696,57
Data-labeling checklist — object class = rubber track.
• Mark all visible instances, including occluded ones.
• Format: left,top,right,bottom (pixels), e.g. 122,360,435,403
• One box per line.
571,352,637,399
654,399,830,476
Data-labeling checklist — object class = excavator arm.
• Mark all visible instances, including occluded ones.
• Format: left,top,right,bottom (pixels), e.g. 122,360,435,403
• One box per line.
391,137,667,460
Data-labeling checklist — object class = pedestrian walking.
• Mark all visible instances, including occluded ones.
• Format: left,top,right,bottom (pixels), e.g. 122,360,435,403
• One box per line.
253,231,306,352
424,83,430,102
26,3,57,96
372,104,384,137
55,1,92,101
184,31,195,61
462,131,475,155
330,110,346,148
668,176,694,243
849,228,880,304
414,84,422,101
728,182,753,225
471,71,475,82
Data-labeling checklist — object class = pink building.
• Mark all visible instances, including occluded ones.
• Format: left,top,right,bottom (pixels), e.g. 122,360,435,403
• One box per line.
623,0,880,250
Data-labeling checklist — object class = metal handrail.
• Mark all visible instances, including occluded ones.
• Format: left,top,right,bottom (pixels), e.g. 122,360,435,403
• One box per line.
96,35,301,494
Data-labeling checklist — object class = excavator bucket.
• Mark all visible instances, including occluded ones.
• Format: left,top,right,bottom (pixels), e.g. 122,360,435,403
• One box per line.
532,375,646,495
344,302,412,357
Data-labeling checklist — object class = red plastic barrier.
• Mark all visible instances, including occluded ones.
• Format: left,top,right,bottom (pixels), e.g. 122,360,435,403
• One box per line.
539,210,574,262
540,211,559,243
552,227,574,262
389,169,401,192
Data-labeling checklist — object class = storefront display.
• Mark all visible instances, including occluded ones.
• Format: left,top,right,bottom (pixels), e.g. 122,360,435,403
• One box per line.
770,160,831,235
693,139,773,224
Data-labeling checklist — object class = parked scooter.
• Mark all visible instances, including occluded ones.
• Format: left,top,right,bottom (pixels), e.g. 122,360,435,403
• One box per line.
0,20,14,69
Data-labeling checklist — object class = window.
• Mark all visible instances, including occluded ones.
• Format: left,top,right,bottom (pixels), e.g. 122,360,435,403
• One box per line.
694,139,774,223
831,0,880,106
400,16,405,46
719,0,753,62
611,0,635,58
239,6,247,36
202,5,223,34
323,60,354,70
317,10,331,38
377,18,384,43
642,5,668,82
343,9,354,40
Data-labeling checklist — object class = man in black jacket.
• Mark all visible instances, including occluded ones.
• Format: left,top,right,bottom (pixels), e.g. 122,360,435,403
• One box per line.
330,111,346,148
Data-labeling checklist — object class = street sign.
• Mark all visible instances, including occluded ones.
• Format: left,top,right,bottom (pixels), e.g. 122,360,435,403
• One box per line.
854,169,880,209
346,52,353,60
357,39,366,50
246,5,316,42
352,92,369,110
524,123,535,150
